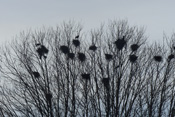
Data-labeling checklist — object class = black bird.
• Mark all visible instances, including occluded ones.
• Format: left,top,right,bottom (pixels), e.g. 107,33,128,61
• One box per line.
168,54,174,60
35,43,41,46
68,53,75,59
78,53,86,62
105,54,113,61
33,71,40,78
89,45,97,51
131,44,139,52
129,54,138,63
60,45,69,54
72,39,80,47
154,56,162,62
75,35,79,39
114,36,126,50
102,78,110,88
81,73,90,80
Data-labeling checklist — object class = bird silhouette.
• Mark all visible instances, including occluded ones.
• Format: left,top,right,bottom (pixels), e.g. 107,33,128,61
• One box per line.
75,35,79,39
154,56,162,62
130,44,139,52
60,45,69,54
114,36,126,50
72,39,80,47
129,54,138,63
35,43,41,46
78,53,86,62
81,73,90,80
105,54,113,61
89,45,97,51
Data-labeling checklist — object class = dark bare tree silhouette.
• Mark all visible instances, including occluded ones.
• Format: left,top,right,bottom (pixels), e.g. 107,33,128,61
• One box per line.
0,20,175,117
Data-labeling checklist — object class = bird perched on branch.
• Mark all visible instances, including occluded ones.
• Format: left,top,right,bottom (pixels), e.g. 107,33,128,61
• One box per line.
75,35,79,39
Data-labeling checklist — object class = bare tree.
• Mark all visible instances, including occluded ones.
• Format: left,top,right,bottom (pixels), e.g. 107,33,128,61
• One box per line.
0,20,175,117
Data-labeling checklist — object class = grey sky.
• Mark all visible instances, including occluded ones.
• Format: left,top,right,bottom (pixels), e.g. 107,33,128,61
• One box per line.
0,0,175,43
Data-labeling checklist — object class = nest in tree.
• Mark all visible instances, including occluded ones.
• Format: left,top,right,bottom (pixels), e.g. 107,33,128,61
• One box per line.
78,53,86,62
89,45,97,51
68,53,75,59
36,48,43,59
41,45,48,53
102,78,110,88
33,71,40,78
45,93,52,102
72,39,80,47
105,54,113,61
60,45,69,54
131,44,139,51
81,73,90,80
36,45,49,59
168,54,174,60
129,54,138,63
154,56,162,62
114,37,126,50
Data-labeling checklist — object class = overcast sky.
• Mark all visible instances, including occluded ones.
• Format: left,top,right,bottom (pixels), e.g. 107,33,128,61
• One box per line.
0,0,175,44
